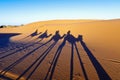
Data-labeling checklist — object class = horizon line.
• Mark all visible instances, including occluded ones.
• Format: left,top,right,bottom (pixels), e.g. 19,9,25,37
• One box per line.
0,18,120,26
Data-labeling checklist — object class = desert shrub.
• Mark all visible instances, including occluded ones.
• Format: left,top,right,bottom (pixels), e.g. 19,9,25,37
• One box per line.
0,25,6,28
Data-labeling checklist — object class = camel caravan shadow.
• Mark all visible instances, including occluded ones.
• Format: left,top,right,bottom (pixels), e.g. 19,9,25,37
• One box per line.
0,30,111,80
0,30,51,59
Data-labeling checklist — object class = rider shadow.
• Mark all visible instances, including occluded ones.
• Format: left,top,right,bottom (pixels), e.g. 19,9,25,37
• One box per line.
36,30,52,42
78,35,111,80
0,33,21,48
20,29,41,41
15,30,65,80
47,30,65,42
30,30,41,37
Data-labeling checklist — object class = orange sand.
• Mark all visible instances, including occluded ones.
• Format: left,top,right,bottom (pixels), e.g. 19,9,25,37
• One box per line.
0,19,120,80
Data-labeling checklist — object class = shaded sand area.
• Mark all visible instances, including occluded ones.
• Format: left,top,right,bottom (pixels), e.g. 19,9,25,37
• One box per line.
0,19,120,80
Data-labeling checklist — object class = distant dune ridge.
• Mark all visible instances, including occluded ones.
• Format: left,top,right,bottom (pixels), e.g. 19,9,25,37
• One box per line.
0,19,120,80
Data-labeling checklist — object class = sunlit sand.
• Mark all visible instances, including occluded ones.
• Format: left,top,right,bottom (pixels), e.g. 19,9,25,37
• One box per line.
0,19,120,80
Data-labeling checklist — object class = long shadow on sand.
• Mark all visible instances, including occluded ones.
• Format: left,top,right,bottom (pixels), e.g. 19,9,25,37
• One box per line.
45,31,110,80
0,30,53,76
47,33,111,80
61,31,88,80
0,30,52,59
78,35,111,80
16,31,65,80
0,38,51,76
0,30,47,55
0,75,12,80
1,29,41,53
44,38,66,80
45,31,78,80
19,29,41,41
74,43,88,80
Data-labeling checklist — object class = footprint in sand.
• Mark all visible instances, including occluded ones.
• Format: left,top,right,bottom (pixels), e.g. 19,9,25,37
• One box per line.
73,73,84,80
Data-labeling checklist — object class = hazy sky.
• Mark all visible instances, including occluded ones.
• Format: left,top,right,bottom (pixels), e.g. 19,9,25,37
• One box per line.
0,0,120,25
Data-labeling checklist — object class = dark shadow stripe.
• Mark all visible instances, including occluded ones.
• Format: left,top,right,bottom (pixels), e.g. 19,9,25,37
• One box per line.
16,42,55,80
74,43,88,80
0,39,50,75
80,40,111,80
26,42,57,80
48,41,65,80
70,44,74,80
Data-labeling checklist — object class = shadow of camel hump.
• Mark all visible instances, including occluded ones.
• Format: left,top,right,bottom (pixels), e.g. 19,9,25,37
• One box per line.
78,36,111,80
0,33,21,48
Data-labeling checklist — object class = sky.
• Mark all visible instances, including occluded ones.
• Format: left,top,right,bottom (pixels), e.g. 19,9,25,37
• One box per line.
0,0,120,25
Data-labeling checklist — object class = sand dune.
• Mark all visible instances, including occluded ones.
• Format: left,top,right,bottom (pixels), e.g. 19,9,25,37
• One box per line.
0,19,120,80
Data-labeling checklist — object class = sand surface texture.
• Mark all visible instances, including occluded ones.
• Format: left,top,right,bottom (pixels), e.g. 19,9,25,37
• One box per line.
0,20,120,80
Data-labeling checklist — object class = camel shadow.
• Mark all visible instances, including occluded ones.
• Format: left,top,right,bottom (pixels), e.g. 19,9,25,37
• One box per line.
62,31,88,80
37,30,52,40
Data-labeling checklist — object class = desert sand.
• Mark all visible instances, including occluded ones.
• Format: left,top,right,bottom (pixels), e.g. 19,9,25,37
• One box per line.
0,19,120,80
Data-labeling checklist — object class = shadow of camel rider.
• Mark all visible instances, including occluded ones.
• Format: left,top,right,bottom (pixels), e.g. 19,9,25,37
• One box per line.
63,30,77,44
38,30,52,39
30,29,41,37
47,30,66,43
